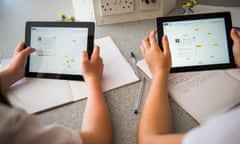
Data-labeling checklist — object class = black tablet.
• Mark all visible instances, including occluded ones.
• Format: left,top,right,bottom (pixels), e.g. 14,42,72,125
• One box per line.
156,12,235,72
25,21,95,81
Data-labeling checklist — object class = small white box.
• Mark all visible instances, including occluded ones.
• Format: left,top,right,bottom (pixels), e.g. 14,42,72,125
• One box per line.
72,0,176,25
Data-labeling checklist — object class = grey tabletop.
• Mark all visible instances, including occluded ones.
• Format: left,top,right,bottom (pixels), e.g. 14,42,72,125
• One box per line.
1,0,240,144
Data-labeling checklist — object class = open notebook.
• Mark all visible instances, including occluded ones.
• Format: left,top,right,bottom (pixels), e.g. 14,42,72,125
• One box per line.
1,37,139,113
137,59,240,124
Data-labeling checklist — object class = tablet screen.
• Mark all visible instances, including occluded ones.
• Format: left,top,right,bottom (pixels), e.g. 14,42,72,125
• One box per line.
156,12,235,72
163,18,229,67
25,22,94,80
30,27,88,75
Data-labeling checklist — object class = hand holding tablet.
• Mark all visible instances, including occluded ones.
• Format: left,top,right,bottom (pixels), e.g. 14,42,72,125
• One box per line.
156,12,235,72
25,22,94,81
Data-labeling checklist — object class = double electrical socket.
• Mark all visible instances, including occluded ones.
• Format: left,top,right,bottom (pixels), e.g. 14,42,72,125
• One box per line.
99,0,160,16
72,0,176,25
139,0,160,11
99,0,134,16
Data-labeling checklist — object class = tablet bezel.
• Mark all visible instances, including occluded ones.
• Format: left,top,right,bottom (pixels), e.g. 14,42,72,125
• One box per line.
156,12,235,73
25,21,95,81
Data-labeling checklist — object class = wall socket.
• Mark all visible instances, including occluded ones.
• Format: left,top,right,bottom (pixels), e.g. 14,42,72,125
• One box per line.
72,0,177,25
139,0,160,11
99,0,134,16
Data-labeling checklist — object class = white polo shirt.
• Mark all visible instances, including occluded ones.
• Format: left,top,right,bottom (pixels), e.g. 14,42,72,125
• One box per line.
183,106,240,144
0,104,83,144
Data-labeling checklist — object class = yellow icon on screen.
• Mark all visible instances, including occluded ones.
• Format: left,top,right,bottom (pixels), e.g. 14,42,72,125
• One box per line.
195,44,202,48
72,40,77,43
186,57,191,60
198,61,203,64
194,28,199,31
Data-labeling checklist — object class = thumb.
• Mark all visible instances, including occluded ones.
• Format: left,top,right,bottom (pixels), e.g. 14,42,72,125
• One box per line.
162,35,170,54
81,50,89,64
91,45,101,61
93,45,100,57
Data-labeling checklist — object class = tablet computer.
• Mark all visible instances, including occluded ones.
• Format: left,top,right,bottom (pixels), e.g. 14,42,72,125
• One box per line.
156,12,235,72
25,21,94,81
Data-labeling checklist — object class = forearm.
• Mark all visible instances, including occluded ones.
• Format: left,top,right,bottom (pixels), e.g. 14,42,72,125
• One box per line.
0,68,16,94
138,72,172,139
81,78,112,144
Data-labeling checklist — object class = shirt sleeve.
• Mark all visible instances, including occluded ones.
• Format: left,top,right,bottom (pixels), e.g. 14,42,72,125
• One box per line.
18,116,83,144
183,107,240,144
0,106,83,144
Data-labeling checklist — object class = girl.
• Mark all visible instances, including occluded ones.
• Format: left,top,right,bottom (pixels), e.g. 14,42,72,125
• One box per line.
0,43,112,144
137,28,240,144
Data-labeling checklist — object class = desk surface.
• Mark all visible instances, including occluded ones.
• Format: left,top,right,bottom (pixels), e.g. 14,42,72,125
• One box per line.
1,0,239,144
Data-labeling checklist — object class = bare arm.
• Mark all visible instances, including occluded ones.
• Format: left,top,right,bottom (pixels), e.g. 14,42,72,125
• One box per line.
137,30,184,144
80,46,112,144
0,42,35,94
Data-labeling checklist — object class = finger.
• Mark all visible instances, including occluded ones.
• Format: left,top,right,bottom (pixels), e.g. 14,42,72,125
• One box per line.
231,28,240,42
142,36,151,49
149,29,158,48
81,50,89,64
92,45,100,58
21,47,35,58
15,41,25,53
94,46,103,64
162,35,170,54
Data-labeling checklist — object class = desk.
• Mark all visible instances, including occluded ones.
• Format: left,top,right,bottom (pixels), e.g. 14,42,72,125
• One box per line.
1,0,239,144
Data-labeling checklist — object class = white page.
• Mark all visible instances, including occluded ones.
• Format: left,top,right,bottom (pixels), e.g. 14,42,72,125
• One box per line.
137,59,240,123
168,71,240,123
71,36,139,100
8,78,73,113
136,59,152,78
224,68,240,82
95,37,139,91
193,4,240,27
68,80,89,101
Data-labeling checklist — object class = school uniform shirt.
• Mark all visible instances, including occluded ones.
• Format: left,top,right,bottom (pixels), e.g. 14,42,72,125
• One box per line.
183,106,240,144
0,104,83,144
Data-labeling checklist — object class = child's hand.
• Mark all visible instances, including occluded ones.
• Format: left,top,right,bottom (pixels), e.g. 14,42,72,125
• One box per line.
82,45,103,83
140,30,171,78
8,42,35,82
